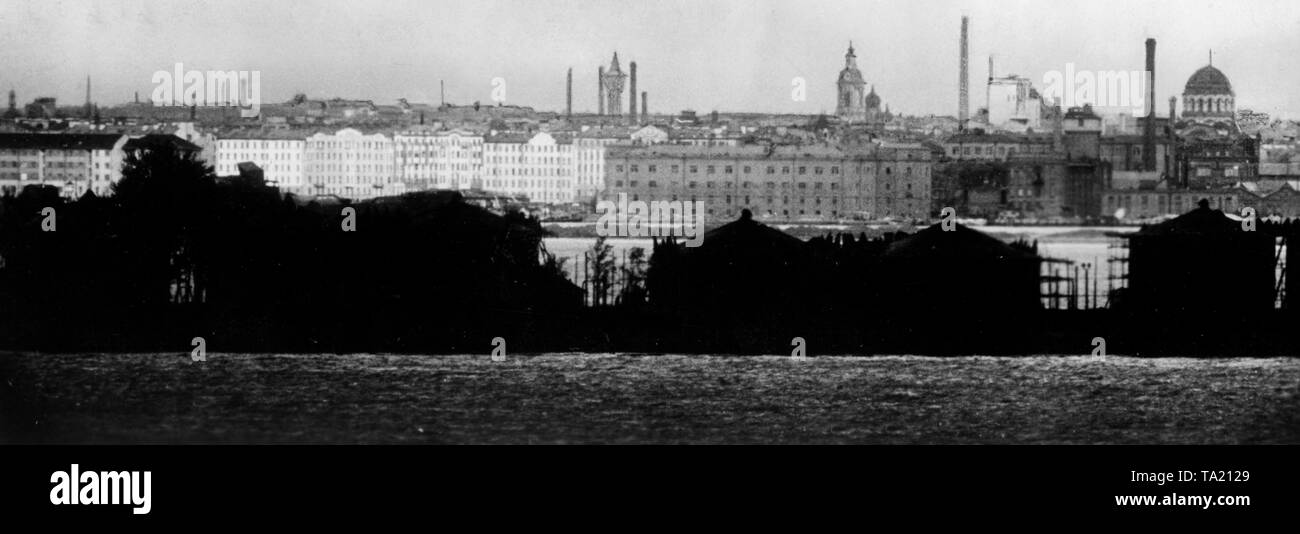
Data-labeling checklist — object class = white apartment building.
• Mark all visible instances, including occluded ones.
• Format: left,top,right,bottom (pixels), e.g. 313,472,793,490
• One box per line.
0,133,128,198
483,132,576,204
394,128,484,191
574,136,626,204
215,133,307,193
304,128,401,200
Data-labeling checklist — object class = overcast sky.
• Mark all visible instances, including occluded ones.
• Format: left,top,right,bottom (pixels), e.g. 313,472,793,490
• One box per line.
2,0,1298,118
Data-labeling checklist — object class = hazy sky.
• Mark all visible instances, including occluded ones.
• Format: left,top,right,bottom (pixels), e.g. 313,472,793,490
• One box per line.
2,0,1298,118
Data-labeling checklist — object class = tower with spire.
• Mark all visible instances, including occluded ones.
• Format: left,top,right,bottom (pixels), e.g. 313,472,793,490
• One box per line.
836,42,868,123
601,52,627,117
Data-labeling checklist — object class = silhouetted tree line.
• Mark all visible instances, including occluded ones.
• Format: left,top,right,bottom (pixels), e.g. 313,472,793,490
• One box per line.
641,211,1044,354
631,207,1300,356
0,146,582,353
5,149,1300,356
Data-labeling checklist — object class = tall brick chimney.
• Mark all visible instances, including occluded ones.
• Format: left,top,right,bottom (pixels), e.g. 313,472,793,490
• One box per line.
958,16,969,129
598,66,605,115
1144,38,1157,172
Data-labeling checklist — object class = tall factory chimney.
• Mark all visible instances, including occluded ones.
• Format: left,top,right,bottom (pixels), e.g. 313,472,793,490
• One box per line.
85,76,92,118
1169,96,1179,185
959,16,970,130
1143,38,1157,172
566,68,573,119
1168,96,1176,132
986,55,994,117
629,61,638,125
641,91,647,123
598,66,606,115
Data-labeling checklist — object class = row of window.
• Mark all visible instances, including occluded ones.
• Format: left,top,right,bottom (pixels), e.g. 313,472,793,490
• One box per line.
220,141,304,149
612,163,926,176
609,195,922,215
612,180,924,191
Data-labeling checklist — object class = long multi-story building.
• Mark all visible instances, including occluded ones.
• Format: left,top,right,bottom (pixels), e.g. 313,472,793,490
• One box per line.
941,132,1057,161
394,128,484,191
1103,187,1244,220
0,133,128,197
602,143,932,221
214,130,307,193
574,129,632,204
483,131,576,204
304,128,401,199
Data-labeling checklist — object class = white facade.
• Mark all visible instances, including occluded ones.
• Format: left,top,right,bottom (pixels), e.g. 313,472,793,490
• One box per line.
0,134,127,198
88,143,125,196
574,137,624,204
484,132,576,204
987,75,1042,132
630,125,670,145
394,129,484,191
215,136,306,193
304,128,400,200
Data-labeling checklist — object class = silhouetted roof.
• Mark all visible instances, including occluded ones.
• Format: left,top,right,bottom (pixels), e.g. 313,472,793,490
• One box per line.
699,209,805,256
886,223,1038,261
124,134,201,152
1129,200,1241,236
0,132,124,150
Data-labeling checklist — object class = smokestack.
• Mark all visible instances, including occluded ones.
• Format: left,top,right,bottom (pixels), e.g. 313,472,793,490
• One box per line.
1169,96,1178,184
641,91,647,123
959,16,970,129
986,55,993,117
134,91,139,104
629,61,638,125
440,80,445,107
566,68,573,119
598,66,605,115
1144,38,1157,172
1168,96,1176,131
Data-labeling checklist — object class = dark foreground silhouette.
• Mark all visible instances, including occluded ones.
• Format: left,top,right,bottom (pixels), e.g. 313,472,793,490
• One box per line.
0,147,1297,356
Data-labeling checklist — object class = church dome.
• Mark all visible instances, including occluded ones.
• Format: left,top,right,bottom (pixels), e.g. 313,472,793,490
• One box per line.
865,86,881,108
1184,65,1233,96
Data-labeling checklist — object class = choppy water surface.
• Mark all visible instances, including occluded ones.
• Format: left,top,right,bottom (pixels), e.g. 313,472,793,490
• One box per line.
3,352,1296,444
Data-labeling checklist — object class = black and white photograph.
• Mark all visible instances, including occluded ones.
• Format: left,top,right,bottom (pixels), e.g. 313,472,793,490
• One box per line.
0,0,1296,523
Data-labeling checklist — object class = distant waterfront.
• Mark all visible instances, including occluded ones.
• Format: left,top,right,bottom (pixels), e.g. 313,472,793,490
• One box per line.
544,225,1139,306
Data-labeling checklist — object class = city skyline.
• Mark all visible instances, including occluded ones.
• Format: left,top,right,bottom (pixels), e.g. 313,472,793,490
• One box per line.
2,0,1298,119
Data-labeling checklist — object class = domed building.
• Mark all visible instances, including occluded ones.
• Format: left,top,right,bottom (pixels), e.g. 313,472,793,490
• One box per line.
1181,56,1234,120
836,43,868,123
865,85,881,111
